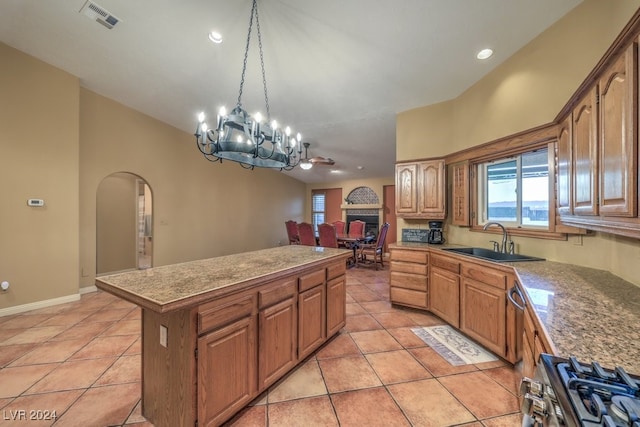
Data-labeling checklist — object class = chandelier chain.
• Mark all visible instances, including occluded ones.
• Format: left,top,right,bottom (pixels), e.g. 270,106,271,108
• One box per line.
254,2,270,121
237,0,258,108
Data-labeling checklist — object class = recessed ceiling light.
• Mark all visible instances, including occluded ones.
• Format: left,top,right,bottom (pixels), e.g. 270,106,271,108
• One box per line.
476,48,493,60
330,169,343,174
208,31,223,44
357,165,364,170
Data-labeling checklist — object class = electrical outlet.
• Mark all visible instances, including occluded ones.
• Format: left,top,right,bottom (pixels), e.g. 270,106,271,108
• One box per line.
159,325,168,347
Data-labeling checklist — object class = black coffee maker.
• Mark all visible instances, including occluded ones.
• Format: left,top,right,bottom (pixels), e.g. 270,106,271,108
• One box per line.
427,221,445,244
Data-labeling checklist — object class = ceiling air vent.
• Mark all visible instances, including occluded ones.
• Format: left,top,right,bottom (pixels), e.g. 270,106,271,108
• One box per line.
79,0,120,29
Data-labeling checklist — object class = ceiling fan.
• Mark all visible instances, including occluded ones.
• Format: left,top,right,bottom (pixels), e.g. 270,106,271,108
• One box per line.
300,142,335,170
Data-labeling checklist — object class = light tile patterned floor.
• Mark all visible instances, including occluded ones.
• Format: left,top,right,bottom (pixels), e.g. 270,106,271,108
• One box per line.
0,265,523,426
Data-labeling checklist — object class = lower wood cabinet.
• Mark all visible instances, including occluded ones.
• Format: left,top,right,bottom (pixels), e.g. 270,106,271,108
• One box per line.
142,258,348,427
460,277,506,357
389,249,429,309
522,291,553,378
198,315,257,427
430,266,460,328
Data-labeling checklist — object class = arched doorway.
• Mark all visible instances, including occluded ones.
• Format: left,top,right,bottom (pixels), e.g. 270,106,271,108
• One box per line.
96,172,153,274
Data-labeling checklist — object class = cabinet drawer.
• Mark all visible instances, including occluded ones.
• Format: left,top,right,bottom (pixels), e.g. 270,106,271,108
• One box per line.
258,277,297,309
391,261,428,275
461,264,506,289
327,262,346,280
198,293,256,335
390,271,427,291
390,287,427,308
390,249,428,264
299,269,325,292
430,253,460,273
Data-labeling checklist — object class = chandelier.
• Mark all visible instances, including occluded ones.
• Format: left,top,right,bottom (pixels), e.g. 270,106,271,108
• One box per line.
194,0,303,170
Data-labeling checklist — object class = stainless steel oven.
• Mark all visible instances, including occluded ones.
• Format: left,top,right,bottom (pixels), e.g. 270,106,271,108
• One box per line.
521,354,640,426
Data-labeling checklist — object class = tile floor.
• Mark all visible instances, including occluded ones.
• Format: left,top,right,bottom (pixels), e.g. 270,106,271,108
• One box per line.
0,265,523,427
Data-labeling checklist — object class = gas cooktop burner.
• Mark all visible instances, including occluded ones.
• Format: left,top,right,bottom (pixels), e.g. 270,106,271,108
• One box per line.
545,355,640,426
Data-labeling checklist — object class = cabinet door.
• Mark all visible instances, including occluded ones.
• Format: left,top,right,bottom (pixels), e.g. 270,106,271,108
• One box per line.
429,266,460,327
198,315,257,427
395,163,418,215
451,162,470,226
298,284,326,359
326,276,346,337
598,43,638,217
259,297,297,390
556,115,572,215
572,87,599,215
418,160,446,218
460,278,506,357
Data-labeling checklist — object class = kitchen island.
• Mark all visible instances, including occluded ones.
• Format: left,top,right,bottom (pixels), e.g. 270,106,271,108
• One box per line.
96,245,351,427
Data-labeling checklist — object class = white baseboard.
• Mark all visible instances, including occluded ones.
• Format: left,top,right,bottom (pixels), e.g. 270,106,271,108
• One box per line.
0,290,95,317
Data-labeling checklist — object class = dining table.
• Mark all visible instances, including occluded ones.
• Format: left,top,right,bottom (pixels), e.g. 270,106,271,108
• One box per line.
336,234,375,267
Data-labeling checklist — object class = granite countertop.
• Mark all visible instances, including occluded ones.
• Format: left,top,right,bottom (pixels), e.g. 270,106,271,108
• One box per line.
514,261,640,372
96,245,351,313
390,242,640,371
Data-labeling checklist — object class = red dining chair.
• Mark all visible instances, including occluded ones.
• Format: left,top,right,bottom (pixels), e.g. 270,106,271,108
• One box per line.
348,220,366,238
318,223,339,248
285,220,299,244
297,222,317,246
358,223,390,270
332,220,346,235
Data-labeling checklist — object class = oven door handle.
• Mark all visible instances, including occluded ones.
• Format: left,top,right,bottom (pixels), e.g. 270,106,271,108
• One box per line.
508,282,526,311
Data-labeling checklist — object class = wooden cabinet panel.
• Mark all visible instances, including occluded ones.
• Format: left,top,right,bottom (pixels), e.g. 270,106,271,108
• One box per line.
390,261,428,275
460,277,506,357
198,293,255,335
198,315,257,427
572,87,599,215
430,253,460,274
395,163,418,215
299,269,325,292
327,261,346,280
461,263,507,290
258,297,297,390
327,276,346,336
598,43,638,217
298,285,326,359
429,266,460,327
418,160,446,218
258,277,296,309
390,271,427,291
390,249,428,264
390,287,427,309
451,162,470,226
395,160,446,219
556,115,573,215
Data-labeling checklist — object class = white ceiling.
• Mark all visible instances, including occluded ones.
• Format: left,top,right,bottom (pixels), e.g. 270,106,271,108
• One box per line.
0,0,582,183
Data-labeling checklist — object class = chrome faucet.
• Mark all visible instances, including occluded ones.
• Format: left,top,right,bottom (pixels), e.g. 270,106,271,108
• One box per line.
483,222,508,253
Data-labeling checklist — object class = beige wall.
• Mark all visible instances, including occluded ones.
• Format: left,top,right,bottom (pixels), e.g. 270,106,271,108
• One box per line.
0,43,80,309
96,173,138,274
396,0,640,286
79,89,307,288
1,42,306,310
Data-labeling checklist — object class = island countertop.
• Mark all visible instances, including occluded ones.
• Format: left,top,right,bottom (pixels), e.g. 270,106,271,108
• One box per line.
96,245,351,313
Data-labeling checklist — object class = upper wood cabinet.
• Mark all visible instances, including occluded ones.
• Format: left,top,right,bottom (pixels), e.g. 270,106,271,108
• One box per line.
556,116,572,216
598,43,638,217
451,162,470,226
572,86,599,216
395,159,446,219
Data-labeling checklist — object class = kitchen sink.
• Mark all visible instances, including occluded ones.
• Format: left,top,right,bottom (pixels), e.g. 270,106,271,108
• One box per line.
441,247,545,262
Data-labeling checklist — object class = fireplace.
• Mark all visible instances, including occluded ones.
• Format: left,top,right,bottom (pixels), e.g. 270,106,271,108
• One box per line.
346,214,379,237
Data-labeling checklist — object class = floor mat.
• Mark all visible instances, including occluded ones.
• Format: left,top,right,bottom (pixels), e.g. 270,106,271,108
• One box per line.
411,325,498,366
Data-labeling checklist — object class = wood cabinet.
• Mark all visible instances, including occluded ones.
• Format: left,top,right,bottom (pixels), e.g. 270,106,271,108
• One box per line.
389,248,429,309
598,43,638,217
258,279,297,390
460,276,506,357
429,253,460,327
451,161,470,226
298,272,326,360
557,43,640,237
522,293,554,378
395,159,446,219
572,86,599,216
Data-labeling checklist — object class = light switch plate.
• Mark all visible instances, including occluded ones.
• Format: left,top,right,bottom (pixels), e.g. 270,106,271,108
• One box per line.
159,325,168,347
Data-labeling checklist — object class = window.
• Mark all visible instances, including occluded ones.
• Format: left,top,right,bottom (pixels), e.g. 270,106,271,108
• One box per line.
311,191,326,235
476,148,549,228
